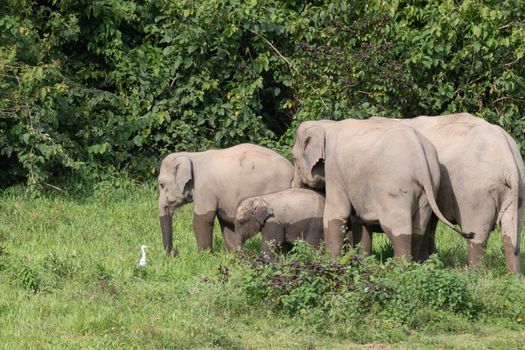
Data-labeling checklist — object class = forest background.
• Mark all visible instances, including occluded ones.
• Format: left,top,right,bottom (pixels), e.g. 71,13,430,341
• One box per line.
1,0,524,188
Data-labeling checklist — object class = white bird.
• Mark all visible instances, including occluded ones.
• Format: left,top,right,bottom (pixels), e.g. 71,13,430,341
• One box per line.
139,245,148,266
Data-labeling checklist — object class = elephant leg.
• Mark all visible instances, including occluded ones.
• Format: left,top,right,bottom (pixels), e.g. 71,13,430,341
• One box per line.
323,184,351,259
380,213,412,262
305,235,321,249
409,196,437,262
193,211,216,250
467,239,487,267
391,234,412,261
218,218,237,252
502,235,521,274
411,234,426,262
352,222,373,255
460,215,491,268
458,198,496,268
417,214,438,262
261,222,285,260
304,231,322,249
461,223,489,268
304,217,324,249
500,204,522,274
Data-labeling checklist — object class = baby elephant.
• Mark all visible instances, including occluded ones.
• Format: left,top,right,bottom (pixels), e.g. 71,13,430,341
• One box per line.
233,188,325,257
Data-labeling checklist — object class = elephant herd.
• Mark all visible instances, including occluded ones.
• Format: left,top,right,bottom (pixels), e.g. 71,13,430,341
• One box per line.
157,113,524,274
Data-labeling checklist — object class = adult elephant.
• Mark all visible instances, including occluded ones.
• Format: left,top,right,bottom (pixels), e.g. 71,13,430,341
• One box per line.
158,143,294,255
390,113,523,273
292,119,472,261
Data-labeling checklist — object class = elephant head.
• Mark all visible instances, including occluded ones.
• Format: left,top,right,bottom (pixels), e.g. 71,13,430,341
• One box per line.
158,153,194,255
292,123,326,190
233,197,272,251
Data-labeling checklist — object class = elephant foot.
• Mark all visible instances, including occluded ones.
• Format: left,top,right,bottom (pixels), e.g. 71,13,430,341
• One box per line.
467,241,487,267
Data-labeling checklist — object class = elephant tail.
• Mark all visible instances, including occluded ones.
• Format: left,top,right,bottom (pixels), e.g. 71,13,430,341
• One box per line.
409,129,475,239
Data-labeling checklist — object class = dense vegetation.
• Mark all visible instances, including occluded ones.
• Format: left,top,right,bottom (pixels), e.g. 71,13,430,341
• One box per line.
0,181,523,348
1,0,525,188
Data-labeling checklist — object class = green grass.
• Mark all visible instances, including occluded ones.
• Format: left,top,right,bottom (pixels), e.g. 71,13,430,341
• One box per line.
0,179,524,349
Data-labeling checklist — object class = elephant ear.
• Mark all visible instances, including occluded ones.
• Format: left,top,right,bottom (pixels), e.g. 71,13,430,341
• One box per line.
174,156,193,195
304,126,326,174
253,198,272,225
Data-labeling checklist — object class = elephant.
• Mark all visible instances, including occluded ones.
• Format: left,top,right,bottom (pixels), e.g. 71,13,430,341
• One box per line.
292,118,472,261
157,143,294,255
375,113,523,273
231,188,325,258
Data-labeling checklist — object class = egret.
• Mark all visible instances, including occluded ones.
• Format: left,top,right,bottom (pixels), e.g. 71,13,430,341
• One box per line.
139,245,148,266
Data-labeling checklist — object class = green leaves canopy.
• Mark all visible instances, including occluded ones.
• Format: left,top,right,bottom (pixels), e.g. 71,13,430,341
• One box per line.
1,0,524,187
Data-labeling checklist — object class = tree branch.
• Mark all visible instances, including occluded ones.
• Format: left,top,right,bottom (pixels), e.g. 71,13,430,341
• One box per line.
248,29,297,72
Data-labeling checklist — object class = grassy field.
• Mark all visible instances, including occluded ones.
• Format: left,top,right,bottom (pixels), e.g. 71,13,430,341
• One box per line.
0,179,524,349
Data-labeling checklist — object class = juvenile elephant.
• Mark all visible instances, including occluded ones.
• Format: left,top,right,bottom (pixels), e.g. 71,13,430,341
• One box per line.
292,118,471,261
158,144,294,255
388,113,523,273
232,188,325,257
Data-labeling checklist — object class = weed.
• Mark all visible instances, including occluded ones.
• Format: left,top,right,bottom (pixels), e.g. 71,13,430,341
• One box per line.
10,262,42,293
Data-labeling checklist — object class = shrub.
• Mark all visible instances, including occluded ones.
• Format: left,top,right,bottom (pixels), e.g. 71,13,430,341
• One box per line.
231,241,523,341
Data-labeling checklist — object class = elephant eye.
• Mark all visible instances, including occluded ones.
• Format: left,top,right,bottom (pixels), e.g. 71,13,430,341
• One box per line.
159,183,165,189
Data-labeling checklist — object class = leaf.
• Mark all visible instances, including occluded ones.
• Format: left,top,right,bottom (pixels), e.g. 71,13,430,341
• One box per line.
163,46,174,56
516,49,524,60
473,26,482,38
187,45,199,54
87,143,108,155
252,77,263,89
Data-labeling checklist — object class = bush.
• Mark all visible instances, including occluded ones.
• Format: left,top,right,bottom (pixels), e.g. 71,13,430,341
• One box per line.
230,241,524,341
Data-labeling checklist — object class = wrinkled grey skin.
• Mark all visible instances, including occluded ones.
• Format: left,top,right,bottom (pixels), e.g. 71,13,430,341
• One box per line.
158,143,294,255
292,119,472,261
377,113,523,274
232,188,325,258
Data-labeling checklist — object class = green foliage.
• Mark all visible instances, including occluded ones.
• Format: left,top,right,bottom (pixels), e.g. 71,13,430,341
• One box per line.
235,241,524,342
1,0,525,187
1,0,294,187
0,182,524,347
288,1,525,137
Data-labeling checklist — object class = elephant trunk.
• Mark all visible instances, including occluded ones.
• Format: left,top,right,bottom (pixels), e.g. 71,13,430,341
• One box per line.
292,165,304,188
227,226,243,252
234,219,262,251
160,213,176,256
